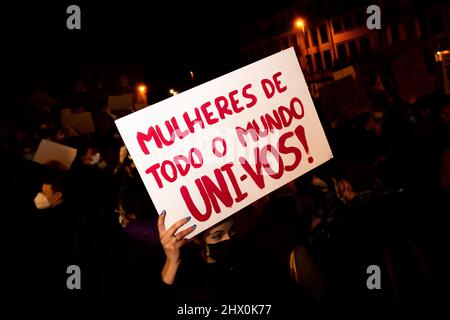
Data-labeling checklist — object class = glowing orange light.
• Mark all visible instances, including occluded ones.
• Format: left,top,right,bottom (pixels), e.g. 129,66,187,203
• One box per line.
138,85,146,93
295,19,305,30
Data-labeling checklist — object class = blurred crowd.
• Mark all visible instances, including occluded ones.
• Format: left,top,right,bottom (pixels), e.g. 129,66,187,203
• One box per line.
1,88,449,308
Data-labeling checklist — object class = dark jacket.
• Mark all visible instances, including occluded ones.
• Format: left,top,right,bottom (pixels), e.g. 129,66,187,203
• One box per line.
102,219,164,297
35,202,82,294
165,238,301,313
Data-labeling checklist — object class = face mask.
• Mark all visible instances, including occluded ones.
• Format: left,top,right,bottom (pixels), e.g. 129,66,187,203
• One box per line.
90,153,101,165
207,239,232,262
118,215,127,228
34,192,50,210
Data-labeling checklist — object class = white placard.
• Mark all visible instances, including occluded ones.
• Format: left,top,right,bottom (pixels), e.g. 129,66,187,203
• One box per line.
32,139,78,170
66,112,96,134
108,93,134,111
115,48,333,238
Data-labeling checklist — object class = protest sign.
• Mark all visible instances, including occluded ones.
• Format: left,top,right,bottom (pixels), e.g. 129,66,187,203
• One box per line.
32,139,77,170
61,109,95,135
115,48,333,238
66,112,96,135
108,93,134,111
391,48,436,102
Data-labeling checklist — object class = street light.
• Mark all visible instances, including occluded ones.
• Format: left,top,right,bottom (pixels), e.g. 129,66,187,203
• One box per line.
138,85,147,94
136,84,148,106
294,18,312,93
294,18,307,59
295,18,305,32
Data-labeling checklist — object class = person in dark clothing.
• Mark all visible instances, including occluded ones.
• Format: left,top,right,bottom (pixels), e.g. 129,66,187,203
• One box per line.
158,212,300,316
33,175,82,295
318,160,435,302
70,144,114,215
102,184,163,296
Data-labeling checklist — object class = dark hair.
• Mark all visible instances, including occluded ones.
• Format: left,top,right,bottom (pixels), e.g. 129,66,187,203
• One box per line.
118,184,157,220
43,173,66,195
202,216,236,239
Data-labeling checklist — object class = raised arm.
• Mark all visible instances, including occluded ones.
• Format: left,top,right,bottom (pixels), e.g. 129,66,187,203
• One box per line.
158,211,196,285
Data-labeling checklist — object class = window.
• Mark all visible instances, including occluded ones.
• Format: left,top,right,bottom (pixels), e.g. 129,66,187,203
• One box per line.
314,52,323,72
337,43,347,63
354,10,365,27
343,15,354,30
349,40,358,60
310,28,318,47
360,37,372,56
323,50,332,69
332,19,343,33
319,24,328,44
303,32,310,49
306,55,313,72
429,12,445,34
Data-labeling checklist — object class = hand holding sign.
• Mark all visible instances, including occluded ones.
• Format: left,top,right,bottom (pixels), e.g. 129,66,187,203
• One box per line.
115,48,333,238
158,210,197,285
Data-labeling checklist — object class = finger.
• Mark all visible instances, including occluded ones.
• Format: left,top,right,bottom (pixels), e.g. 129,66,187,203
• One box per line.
173,238,188,249
165,216,192,238
157,210,167,234
174,224,197,241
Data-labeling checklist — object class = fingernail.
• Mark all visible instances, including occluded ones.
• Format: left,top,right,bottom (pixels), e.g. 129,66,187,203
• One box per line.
160,210,166,215
185,216,191,221
192,224,197,229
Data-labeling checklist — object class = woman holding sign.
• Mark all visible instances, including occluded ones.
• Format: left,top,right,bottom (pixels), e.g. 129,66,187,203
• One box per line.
157,209,300,307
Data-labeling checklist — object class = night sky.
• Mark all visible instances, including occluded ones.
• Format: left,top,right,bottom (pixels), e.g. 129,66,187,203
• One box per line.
3,1,293,86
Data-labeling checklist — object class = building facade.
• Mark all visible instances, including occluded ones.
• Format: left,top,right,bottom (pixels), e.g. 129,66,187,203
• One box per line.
238,0,450,97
